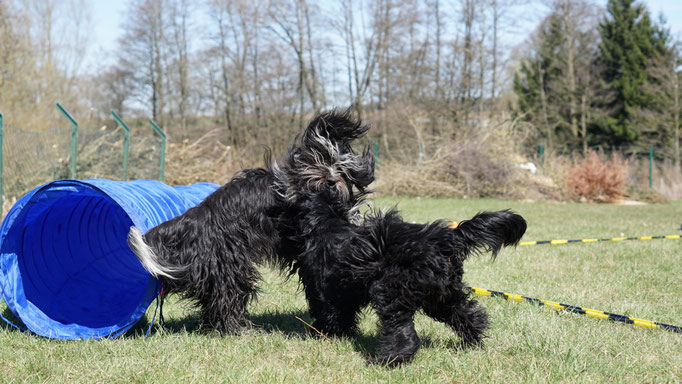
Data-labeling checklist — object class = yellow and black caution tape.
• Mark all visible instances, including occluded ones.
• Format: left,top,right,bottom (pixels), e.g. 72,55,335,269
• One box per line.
448,221,680,246
518,234,681,246
468,286,682,333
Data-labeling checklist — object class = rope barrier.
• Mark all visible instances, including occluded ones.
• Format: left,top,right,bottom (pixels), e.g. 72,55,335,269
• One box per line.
449,221,680,246
518,234,680,246
468,286,682,333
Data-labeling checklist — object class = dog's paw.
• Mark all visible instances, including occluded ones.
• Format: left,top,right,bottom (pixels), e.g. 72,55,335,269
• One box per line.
369,352,415,368
308,319,358,339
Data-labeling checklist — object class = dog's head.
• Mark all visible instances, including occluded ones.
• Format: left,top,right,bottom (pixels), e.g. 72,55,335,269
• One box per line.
276,109,374,205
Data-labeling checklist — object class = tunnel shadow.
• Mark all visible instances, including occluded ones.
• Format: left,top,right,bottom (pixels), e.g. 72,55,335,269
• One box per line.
0,307,26,332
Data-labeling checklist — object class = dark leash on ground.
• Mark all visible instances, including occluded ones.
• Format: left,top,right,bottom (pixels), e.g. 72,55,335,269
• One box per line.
468,286,682,333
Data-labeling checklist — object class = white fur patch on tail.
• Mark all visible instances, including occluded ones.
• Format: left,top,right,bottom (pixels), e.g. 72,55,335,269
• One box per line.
127,226,179,280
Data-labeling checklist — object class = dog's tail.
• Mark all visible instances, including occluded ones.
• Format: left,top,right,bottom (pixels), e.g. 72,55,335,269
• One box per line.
453,210,527,259
127,226,182,280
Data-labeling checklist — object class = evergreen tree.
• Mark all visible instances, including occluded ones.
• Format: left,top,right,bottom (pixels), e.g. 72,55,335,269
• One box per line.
597,0,668,146
644,24,682,167
513,1,600,153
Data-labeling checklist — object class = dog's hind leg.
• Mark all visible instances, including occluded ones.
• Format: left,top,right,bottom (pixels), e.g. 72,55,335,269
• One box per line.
370,281,422,366
423,287,489,347
195,257,260,334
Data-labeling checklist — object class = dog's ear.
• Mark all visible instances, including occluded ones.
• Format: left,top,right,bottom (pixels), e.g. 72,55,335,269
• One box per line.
346,144,375,189
281,109,375,202
303,108,370,149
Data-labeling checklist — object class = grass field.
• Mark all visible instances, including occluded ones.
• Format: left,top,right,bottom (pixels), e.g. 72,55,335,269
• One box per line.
1,198,681,383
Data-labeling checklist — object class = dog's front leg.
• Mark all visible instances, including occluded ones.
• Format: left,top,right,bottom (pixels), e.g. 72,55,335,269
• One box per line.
301,276,362,337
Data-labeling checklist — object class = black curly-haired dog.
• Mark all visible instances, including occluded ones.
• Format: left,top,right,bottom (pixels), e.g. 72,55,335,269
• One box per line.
127,109,374,334
278,185,527,366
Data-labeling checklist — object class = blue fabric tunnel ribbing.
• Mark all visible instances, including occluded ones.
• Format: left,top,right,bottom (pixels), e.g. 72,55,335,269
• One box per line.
0,179,219,340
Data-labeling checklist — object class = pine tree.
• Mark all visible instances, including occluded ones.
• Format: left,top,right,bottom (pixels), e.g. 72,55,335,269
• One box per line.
644,24,681,167
513,2,600,153
597,0,668,146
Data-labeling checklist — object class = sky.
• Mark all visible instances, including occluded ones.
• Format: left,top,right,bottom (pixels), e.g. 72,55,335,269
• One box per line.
85,1,127,71
641,0,682,37
85,0,682,71
90,1,127,52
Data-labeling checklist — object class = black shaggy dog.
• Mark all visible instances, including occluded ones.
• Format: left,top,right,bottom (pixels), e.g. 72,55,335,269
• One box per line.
127,106,526,367
278,185,527,366
127,109,374,334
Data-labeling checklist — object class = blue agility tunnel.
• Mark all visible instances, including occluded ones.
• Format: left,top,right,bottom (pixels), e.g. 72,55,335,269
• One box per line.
0,179,219,340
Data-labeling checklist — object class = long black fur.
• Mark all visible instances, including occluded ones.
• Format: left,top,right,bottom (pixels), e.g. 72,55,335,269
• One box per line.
277,183,527,366
129,108,527,367
127,108,374,334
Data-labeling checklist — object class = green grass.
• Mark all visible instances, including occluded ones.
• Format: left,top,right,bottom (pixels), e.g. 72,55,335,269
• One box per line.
2,198,681,383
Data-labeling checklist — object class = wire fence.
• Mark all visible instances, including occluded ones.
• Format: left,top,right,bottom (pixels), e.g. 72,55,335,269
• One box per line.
0,104,166,213
533,143,681,189
3,125,72,198
74,127,163,180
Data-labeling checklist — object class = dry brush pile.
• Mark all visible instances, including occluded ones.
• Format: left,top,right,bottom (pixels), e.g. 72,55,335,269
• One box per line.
157,115,679,204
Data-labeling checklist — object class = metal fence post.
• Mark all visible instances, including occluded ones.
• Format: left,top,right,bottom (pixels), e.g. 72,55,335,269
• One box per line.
56,103,78,179
539,144,544,166
0,112,3,212
148,120,166,181
111,111,130,181
374,142,379,169
649,146,653,188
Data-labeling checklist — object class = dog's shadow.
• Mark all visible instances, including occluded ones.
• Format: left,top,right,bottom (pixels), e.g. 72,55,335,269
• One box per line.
134,309,463,365
125,308,312,338
3,306,465,364
248,310,473,363
251,309,310,337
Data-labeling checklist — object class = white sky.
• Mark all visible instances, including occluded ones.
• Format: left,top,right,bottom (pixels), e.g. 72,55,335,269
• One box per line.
84,0,682,73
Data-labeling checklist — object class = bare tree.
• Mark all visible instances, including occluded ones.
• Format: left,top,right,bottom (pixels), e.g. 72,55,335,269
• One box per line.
674,51,681,171
487,0,524,113
338,0,391,119
434,0,442,98
0,0,90,125
168,0,192,132
0,3,35,118
118,0,168,125
458,0,476,123
95,64,136,115
268,0,322,128
207,0,236,144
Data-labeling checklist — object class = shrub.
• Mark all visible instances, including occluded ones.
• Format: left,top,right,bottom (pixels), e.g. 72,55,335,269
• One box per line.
374,128,526,199
564,149,627,203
